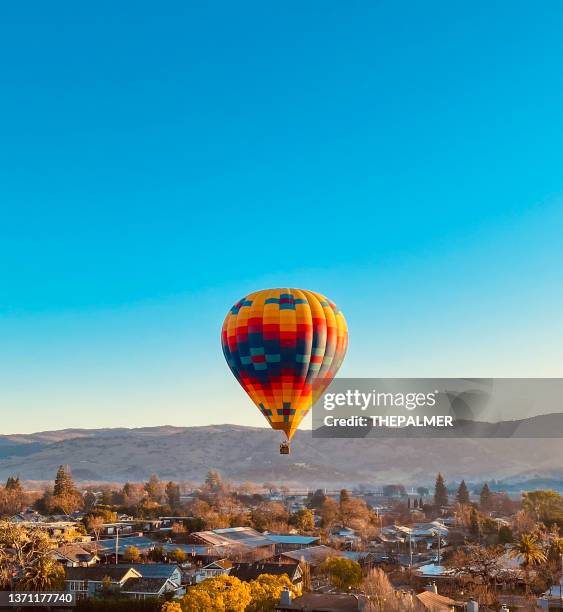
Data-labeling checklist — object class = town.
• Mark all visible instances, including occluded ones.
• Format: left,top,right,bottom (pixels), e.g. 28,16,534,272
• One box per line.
0,468,562,610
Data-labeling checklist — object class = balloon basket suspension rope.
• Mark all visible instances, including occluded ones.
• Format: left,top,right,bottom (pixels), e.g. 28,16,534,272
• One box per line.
280,441,290,455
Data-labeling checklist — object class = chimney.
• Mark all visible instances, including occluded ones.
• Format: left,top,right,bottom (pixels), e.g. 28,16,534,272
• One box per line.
425,582,438,594
279,587,292,607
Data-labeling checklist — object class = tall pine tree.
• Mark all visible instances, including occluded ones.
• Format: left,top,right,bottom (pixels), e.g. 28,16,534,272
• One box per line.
479,483,491,510
456,480,470,505
54,465,75,497
434,473,448,507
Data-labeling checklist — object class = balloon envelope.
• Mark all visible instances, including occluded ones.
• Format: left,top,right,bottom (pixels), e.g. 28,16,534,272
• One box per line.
221,288,348,440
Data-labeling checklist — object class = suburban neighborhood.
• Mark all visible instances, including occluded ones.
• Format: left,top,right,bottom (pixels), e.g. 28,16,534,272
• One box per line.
1,467,562,610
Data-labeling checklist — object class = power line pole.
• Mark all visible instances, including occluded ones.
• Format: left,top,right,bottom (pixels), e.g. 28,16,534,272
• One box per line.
115,527,119,565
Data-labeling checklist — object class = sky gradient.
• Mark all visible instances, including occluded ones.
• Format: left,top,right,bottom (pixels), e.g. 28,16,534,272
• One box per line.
1,2,563,433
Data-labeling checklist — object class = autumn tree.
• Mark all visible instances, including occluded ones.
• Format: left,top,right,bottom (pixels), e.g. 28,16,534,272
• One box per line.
321,498,339,529
122,545,142,563
251,501,288,532
447,544,505,593
149,546,165,562
168,548,188,564
121,482,146,507
247,574,300,612
522,490,563,524
145,474,165,503
181,575,251,612
84,515,105,545
361,567,403,612
0,476,27,516
290,508,315,532
161,602,183,612
0,521,63,590
18,556,64,591
318,557,362,591
434,473,448,508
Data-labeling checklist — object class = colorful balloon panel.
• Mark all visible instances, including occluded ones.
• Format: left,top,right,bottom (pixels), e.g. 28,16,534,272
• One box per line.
221,288,348,440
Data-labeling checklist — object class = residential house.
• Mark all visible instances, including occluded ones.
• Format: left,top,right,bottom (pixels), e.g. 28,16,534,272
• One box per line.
52,544,99,567
195,559,233,583
231,560,302,588
280,545,344,568
64,566,142,599
64,564,184,600
93,535,155,562
265,534,320,554
276,591,365,611
329,527,360,548
190,527,275,560
416,585,464,611
120,577,181,600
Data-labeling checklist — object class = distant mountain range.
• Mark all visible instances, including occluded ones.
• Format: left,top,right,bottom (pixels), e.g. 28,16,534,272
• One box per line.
0,417,562,488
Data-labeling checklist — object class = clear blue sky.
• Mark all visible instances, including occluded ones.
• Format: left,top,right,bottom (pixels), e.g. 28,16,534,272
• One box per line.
1,2,563,433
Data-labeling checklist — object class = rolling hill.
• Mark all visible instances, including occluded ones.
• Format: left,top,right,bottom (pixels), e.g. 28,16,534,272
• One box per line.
0,418,562,487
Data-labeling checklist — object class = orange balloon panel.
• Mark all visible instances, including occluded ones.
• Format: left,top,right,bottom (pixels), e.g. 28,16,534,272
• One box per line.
221,288,348,440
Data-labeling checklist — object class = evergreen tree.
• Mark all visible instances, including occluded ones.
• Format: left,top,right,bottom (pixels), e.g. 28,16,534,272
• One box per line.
53,465,74,497
413,498,418,509
165,481,181,508
434,473,448,507
339,489,350,504
407,497,411,509
419,497,424,508
479,483,491,510
456,480,470,505
145,474,163,501
6,477,23,493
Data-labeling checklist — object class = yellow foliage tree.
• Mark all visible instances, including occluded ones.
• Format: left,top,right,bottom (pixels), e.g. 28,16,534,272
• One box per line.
247,573,300,612
318,557,362,591
161,602,183,612
180,575,251,612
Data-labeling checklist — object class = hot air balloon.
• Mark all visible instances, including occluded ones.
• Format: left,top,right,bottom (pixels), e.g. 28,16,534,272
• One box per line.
221,288,348,454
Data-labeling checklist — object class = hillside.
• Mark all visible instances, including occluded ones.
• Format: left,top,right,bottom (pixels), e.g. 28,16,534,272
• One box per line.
0,419,562,487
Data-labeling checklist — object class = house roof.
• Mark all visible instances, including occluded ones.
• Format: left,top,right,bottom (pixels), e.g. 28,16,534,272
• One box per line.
203,559,233,570
193,527,274,549
278,592,361,611
121,577,170,595
281,545,343,566
266,535,319,545
118,564,180,579
95,536,155,555
416,590,462,611
64,566,141,582
162,543,215,556
53,544,98,563
231,560,300,582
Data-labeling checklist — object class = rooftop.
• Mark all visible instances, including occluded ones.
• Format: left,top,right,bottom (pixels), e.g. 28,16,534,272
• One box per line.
266,535,320,545
231,560,300,582
121,577,170,594
416,590,463,610
64,566,141,582
278,592,362,611
281,545,343,566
